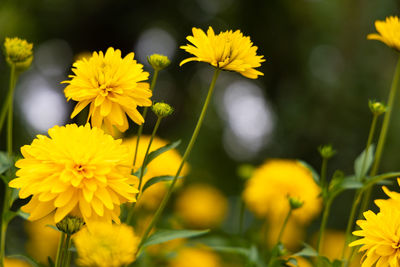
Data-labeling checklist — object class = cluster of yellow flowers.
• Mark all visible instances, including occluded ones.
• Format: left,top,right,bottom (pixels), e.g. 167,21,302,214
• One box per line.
2,26,264,267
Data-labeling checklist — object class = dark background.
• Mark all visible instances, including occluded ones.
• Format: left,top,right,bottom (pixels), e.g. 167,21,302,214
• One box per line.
0,0,399,234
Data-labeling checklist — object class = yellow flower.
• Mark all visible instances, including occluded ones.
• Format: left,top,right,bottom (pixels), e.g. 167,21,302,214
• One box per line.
175,184,227,229
4,37,33,71
4,258,32,267
180,27,265,79
63,47,152,132
74,222,139,267
267,218,305,251
367,16,400,51
9,124,138,224
350,200,400,267
169,247,221,267
242,159,322,224
123,136,189,210
25,214,60,263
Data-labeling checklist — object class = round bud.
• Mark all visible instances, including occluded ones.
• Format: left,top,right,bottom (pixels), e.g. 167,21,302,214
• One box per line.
4,37,33,71
152,102,174,118
147,54,171,71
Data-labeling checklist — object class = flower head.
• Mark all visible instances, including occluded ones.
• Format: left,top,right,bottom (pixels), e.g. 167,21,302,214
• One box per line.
180,27,265,79
175,184,227,229
242,159,322,224
350,200,400,266
56,215,85,235
152,102,174,118
4,37,33,71
63,47,152,132
169,247,221,267
148,54,171,71
74,222,140,267
9,124,138,224
123,136,189,210
367,16,400,51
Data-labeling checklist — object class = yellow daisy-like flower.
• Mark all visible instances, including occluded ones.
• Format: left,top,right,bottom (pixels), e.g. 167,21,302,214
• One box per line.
169,247,221,267
350,199,400,267
175,184,227,229
123,136,189,210
63,47,152,132
180,27,265,79
9,124,138,224
74,222,140,267
367,16,400,51
242,159,322,224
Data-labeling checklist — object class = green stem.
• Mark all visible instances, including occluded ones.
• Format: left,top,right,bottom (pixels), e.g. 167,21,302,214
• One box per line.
6,65,16,156
316,198,333,255
360,58,400,211
126,117,162,224
63,234,72,267
276,208,292,244
341,114,379,261
137,69,221,250
0,65,17,137
132,70,159,167
55,232,66,267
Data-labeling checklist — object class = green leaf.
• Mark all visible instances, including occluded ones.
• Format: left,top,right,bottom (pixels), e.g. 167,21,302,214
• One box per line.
133,166,147,177
294,243,318,257
144,140,181,167
354,145,375,178
209,246,249,257
141,229,209,248
298,160,320,184
46,224,61,232
339,177,363,190
285,258,298,266
142,175,184,192
0,151,12,175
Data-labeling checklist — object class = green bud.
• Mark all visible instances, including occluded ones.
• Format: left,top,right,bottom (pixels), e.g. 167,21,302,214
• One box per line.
152,102,174,118
4,37,33,71
237,164,255,180
56,215,85,235
318,145,336,159
147,54,171,71
288,196,303,210
368,100,387,116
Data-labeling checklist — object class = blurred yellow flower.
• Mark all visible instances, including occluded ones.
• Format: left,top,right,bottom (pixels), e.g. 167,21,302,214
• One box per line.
175,184,227,229
25,214,60,263
123,136,189,210
180,27,265,79
350,199,400,266
9,124,138,224
74,222,139,267
63,47,152,132
367,16,400,51
4,37,33,70
4,258,31,267
242,159,322,224
169,247,221,267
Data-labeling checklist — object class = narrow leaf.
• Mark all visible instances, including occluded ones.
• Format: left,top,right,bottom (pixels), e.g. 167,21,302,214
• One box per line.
294,243,318,257
297,160,320,184
144,140,181,167
0,151,12,175
354,145,375,178
142,229,209,248
142,175,184,192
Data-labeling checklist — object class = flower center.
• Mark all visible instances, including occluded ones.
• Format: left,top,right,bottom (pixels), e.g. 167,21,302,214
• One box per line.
99,84,113,97
72,163,94,179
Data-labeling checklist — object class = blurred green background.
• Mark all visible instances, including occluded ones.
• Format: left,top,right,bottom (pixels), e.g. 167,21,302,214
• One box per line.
0,0,400,253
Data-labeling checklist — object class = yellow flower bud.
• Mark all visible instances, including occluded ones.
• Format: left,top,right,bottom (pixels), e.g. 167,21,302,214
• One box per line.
56,215,85,235
4,37,33,71
152,102,174,118
368,100,387,116
147,54,171,71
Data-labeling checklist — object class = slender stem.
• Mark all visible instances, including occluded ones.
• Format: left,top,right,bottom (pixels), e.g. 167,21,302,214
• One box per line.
137,69,221,250
126,117,162,224
133,70,159,167
0,66,17,137
55,232,66,267
341,114,379,261
276,208,292,244
6,65,16,156
360,58,400,211
320,158,328,189
63,234,72,267
316,198,333,254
